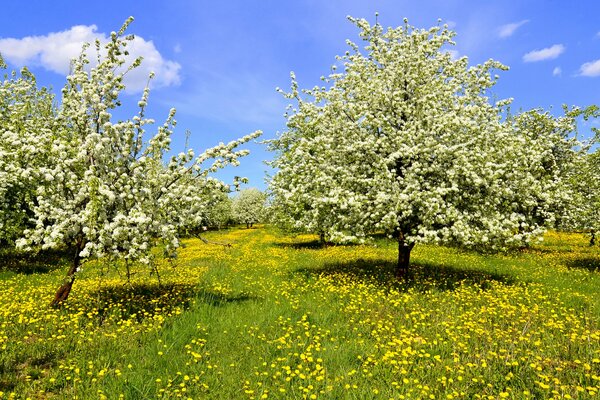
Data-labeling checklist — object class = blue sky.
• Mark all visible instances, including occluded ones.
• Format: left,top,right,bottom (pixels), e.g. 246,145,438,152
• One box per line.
1,1,599,190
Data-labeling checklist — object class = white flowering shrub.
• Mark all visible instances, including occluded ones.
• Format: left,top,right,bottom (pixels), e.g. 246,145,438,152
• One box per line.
232,188,266,228
9,18,260,305
0,58,55,245
269,17,581,276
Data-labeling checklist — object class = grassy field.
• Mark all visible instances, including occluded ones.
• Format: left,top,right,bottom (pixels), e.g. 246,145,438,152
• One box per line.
0,226,599,399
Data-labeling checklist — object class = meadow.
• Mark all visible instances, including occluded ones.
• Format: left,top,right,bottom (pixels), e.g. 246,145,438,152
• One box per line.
0,226,599,399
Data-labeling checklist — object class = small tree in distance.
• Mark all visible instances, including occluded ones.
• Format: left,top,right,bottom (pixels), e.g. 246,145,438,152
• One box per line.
269,16,582,278
232,188,266,228
203,191,234,230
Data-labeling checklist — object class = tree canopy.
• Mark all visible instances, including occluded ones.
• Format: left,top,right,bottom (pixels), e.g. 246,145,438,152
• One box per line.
1,18,260,305
0,60,55,245
232,188,266,228
269,17,583,276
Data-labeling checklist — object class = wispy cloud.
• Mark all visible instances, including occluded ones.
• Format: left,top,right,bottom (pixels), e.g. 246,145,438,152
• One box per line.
0,25,180,93
498,20,529,38
444,49,460,60
522,44,565,62
165,69,287,128
552,67,562,77
579,59,600,77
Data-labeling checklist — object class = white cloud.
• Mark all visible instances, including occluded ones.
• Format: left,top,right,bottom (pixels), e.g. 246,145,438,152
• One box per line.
174,43,182,53
446,20,457,29
522,44,565,62
579,59,600,77
166,69,287,126
0,25,180,93
552,67,562,77
498,20,529,38
444,49,460,60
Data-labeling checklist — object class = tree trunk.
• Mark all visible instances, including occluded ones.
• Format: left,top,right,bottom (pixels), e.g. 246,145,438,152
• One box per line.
50,244,82,307
396,231,414,279
246,222,250,229
318,232,326,245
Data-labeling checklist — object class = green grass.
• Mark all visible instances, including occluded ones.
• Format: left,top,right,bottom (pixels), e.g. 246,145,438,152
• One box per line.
0,227,598,399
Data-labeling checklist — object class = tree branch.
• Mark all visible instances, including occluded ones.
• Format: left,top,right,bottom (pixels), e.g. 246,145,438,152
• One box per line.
196,234,232,248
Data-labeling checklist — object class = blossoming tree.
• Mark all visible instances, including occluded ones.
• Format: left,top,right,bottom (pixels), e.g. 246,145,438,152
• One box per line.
12,18,260,306
554,106,600,236
566,153,600,236
232,188,266,228
0,58,55,245
269,17,580,277
203,191,233,230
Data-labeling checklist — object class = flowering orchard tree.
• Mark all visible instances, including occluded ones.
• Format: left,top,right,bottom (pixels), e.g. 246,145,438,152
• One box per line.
232,188,266,228
0,59,55,244
508,107,592,231
202,191,233,230
562,152,600,237
269,17,581,277
13,18,261,306
555,106,600,236
582,151,600,237
267,106,347,243
176,186,234,233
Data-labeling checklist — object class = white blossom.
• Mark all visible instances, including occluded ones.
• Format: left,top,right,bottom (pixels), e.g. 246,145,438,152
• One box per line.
232,188,266,228
1,19,260,304
268,17,582,274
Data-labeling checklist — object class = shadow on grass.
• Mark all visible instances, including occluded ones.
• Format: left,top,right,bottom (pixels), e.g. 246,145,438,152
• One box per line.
89,282,253,325
565,257,600,272
295,258,517,292
0,247,71,274
274,240,362,250
0,345,65,392
274,240,328,250
0,363,17,391
195,289,254,307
